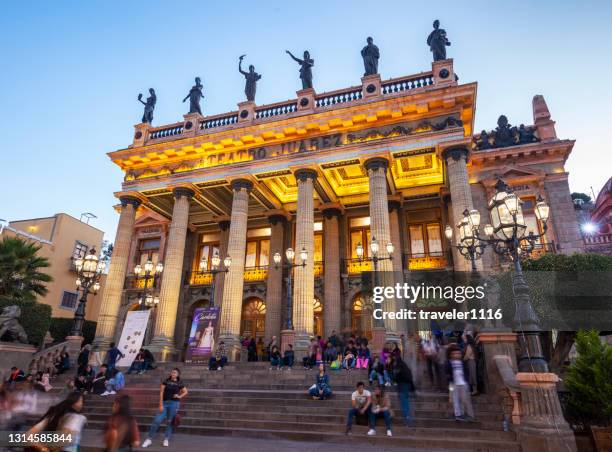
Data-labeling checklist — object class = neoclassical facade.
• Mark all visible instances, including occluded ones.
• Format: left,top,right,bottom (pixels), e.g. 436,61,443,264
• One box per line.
93,59,582,360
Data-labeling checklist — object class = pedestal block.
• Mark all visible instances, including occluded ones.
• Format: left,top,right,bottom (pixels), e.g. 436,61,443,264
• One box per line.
280,329,296,354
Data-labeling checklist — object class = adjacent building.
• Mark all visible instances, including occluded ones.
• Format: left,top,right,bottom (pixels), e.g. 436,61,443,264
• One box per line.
2,213,106,322
93,58,583,361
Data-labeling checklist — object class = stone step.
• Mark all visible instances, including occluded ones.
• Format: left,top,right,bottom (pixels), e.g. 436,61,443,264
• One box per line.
83,420,520,451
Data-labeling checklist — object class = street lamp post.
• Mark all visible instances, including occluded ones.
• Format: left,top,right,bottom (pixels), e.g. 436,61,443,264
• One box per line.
273,247,307,330
72,248,105,336
199,251,231,307
355,237,394,328
134,259,164,310
445,179,551,372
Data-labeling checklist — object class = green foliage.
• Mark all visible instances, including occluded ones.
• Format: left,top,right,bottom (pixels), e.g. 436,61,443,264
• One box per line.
48,317,97,345
565,330,612,426
0,298,52,346
521,252,612,272
571,192,592,204
0,236,53,302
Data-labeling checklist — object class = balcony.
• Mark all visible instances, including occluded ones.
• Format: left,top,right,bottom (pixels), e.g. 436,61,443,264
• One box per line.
403,251,450,270
189,271,213,285
344,258,372,274
244,266,268,282
188,266,269,286
124,275,160,290
529,242,557,258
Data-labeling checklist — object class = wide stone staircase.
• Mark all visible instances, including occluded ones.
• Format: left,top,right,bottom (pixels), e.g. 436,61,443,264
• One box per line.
76,361,520,451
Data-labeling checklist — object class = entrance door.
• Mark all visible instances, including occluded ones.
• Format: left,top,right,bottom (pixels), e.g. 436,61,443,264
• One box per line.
241,298,266,339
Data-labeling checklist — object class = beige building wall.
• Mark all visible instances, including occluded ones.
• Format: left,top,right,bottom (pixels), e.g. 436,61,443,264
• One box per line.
5,213,105,321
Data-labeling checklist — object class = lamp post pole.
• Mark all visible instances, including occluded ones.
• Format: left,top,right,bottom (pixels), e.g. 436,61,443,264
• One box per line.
274,247,307,330
199,251,231,308
445,179,551,372
356,237,394,329
72,248,105,337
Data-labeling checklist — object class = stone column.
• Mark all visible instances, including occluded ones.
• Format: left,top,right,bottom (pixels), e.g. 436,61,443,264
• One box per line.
292,169,317,356
516,373,577,452
218,179,253,359
442,147,482,272
93,196,141,350
214,219,231,309
389,200,411,333
544,175,583,254
264,213,286,342
149,187,194,361
364,157,397,345
322,205,342,338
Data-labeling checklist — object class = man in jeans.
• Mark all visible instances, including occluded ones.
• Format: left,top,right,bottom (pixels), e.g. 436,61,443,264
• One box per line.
345,381,372,435
446,346,475,422
390,355,415,426
105,342,124,374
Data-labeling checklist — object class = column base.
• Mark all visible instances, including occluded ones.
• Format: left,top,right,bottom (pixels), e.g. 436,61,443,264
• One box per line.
148,336,177,363
371,327,387,355
280,329,295,353
293,332,311,358
92,336,112,352
65,335,84,368
218,333,242,362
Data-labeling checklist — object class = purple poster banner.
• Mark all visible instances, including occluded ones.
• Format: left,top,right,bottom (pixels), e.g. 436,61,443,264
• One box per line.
185,306,220,364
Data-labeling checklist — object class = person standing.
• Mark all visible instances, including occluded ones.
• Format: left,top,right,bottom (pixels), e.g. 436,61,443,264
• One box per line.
104,394,140,452
463,335,478,396
345,381,372,435
77,345,90,374
446,347,475,422
142,368,188,448
106,342,124,374
391,356,415,426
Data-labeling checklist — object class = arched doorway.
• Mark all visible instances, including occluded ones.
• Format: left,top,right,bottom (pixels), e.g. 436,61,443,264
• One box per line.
351,293,372,339
313,298,323,337
241,298,266,339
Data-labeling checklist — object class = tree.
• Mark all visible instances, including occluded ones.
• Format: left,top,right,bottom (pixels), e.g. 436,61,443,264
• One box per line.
571,192,592,204
565,330,612,426
496,252,612,373
0,236,53,303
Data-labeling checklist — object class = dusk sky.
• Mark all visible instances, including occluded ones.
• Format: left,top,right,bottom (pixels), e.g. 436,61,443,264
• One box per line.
1,1,611,241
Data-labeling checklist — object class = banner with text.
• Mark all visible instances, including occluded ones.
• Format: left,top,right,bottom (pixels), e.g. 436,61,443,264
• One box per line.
185,306,220,364
116,310,151,367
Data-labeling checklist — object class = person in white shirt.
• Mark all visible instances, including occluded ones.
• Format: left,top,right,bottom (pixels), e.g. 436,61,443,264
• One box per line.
446,347,475,421
345,381,371,435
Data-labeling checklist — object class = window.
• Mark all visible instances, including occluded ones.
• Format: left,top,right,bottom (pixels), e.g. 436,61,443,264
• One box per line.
349,216,371,258
198,242,220,271
72,241,88,260
522,198,543,244
314,233,323,262
60,291,78,310
137,238,160,268
408,223,443,256
245,229,271,268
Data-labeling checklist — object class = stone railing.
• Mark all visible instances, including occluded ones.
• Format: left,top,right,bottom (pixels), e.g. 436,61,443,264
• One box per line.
314,261,324,277
314,86,363,108
381,73,434,95
402,250,450,270
343,258,372,274
136,66,441,146
200,111,239,130
148,122,184,140
254,100,297,119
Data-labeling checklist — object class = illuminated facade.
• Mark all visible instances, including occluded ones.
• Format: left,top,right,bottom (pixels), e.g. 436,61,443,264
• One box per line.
93,59,582,360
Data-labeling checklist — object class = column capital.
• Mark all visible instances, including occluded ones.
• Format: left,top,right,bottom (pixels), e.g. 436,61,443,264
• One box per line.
364,156,389,172
172,187,196,200
294,168,318,182
388,199,402,213
442,146,470,162
119,195,142,209
219,219,231,231
230,178,254,192
320,202,344,219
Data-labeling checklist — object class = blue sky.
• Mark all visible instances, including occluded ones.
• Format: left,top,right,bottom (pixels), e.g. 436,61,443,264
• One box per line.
1,1,611,240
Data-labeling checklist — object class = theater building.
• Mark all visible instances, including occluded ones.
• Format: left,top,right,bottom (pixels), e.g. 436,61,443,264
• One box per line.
93,58,583,360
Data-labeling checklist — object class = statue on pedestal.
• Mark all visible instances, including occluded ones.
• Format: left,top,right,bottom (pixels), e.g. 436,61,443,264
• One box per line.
286,50,314,89
137,88,157,124
238,55,262,102
183,77,204,115
0,305,28,344
361,37,380,76
427,20,451,61
493,115,518,147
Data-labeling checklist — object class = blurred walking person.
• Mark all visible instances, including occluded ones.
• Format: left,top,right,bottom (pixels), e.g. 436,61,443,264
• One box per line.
105,394,140,452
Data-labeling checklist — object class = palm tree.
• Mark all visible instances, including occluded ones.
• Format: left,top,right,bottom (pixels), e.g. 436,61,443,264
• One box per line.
0,236,52,302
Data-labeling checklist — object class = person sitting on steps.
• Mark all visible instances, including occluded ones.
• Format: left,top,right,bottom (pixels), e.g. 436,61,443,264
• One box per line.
356,343,370,369
345,381,372,435
282,344,294,369
269,345,282,370
208,341,228,371
368,385,393,437
308,363,332,400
